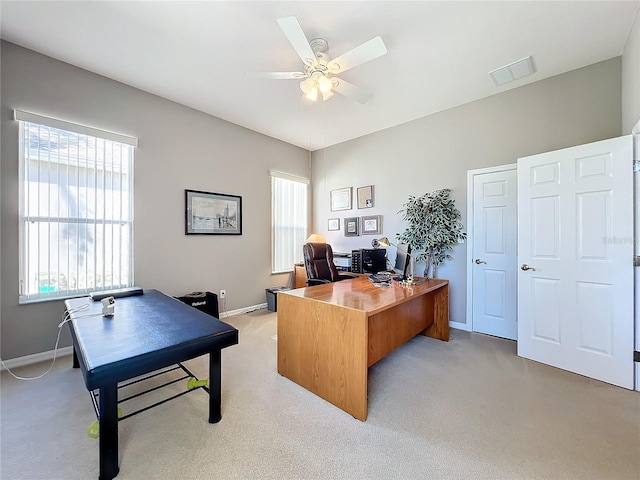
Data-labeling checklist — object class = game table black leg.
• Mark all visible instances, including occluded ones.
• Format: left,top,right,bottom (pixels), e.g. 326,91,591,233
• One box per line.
209,349,222,423
72,346,79,368
99,384,119,480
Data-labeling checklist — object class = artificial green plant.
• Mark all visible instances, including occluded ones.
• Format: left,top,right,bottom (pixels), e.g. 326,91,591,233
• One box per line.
396,188,466,278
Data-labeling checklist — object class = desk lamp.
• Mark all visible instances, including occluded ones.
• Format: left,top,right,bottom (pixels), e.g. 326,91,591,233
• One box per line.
372,237,415,283
305,233,326,243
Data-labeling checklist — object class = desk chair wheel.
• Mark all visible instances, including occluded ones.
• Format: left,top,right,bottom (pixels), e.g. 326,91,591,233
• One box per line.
187,377,208,390
87,408,123,438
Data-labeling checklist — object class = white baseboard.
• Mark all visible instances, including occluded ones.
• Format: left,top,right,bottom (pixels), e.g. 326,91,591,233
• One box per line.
219,303,268,318
449,321,471,332
1,346,73,371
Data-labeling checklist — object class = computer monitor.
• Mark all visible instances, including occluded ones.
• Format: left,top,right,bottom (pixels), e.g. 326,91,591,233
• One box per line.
393,244,412,279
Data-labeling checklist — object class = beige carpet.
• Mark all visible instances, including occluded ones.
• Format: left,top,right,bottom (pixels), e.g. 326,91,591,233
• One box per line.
1,308,639,480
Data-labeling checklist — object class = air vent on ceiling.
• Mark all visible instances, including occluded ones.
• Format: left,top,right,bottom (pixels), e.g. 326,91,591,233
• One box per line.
489,56,536,86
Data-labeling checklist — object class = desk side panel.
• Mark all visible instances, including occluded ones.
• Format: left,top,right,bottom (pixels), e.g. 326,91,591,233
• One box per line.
277,293,368,420
368,294,433,367
423,283,449,341
368,283,449,366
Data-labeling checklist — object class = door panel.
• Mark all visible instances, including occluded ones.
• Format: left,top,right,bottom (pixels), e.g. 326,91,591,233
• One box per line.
518,135,634,389
531,196,560,258
576,282,612,354
484,206,505,253
483,270,505,317
577,191,610,260
531,278,561,343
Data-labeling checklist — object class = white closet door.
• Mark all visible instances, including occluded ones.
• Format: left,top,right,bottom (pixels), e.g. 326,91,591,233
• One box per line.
470,168,517,340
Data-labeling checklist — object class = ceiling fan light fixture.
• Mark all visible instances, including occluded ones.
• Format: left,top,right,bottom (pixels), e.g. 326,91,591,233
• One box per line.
318,75,333,94
271,17,387,105
299,76,315,94
321,89,334,101
305,87,319,102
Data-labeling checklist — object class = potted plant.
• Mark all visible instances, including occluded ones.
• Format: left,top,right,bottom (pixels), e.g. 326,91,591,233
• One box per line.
397,188,466,278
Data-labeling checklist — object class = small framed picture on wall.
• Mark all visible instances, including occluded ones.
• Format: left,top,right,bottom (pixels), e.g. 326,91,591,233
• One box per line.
361,215,382,235
344,217,360,237
328,218,340,231
331,187,352,211
357,185,374,209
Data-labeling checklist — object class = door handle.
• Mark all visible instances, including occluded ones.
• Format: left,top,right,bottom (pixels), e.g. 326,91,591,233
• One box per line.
474,258,487,264
521,264,536,271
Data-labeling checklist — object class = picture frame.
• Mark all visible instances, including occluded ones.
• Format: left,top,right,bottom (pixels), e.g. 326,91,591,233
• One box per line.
328,218,340,231
185,189,242,235
344,217,360,237
361,215,382,235
331,187,352,211
357,185,374,209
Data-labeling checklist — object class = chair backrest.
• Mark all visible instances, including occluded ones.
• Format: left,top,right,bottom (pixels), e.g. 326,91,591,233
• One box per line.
303,242,340,282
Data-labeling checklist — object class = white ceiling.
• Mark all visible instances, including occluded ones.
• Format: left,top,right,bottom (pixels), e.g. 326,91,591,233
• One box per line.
1,1,638,151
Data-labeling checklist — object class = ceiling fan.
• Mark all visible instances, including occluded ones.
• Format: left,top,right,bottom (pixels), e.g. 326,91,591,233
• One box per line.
257,16,388,105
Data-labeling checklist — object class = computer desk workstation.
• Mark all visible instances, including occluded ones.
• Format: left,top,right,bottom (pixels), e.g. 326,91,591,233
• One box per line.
65,289,238,480
277,275,449,421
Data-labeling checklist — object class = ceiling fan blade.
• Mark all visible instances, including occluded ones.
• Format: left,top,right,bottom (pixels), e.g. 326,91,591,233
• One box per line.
331,78,372,104
248,72,306,80
327,36,387,74
277,16,316,67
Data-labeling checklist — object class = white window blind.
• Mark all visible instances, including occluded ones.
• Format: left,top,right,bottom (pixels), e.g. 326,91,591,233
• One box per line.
270,170,308,274
16,110,136,303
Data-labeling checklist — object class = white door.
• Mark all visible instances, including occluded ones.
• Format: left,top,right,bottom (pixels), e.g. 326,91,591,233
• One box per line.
468,166,518,340
517,136,634,389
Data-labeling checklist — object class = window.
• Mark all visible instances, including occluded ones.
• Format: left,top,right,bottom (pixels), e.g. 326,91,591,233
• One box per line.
16,110,137,303
270,170,308,273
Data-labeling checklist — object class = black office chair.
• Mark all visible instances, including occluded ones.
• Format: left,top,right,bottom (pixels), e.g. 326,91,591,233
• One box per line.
303,242,357,286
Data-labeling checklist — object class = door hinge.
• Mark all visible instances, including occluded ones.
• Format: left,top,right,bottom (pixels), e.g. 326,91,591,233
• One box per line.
634,256,640,267
635,351,640,363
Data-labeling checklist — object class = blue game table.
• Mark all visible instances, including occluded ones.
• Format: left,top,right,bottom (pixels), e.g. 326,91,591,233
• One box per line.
65,289,238,480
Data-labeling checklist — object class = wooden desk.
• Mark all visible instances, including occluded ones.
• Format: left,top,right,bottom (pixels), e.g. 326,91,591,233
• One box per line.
293,264,307,288
277,276,448,421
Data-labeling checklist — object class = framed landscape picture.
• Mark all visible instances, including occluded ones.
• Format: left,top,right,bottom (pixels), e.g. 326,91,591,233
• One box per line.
185,189,242,235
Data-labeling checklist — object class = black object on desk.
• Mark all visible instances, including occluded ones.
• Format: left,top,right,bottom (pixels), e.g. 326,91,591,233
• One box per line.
351,248,386,274
65,289,238,480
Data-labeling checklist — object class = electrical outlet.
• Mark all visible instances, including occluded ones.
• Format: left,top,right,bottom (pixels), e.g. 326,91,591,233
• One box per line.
219,289,226,299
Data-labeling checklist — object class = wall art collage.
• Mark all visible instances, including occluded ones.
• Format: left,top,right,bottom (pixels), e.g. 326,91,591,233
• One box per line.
329,185,381,237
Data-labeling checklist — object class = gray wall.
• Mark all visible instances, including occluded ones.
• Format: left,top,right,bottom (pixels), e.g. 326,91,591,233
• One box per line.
1,41,309,360
3,15,637,360
622,6,640,134
311,58,622,327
